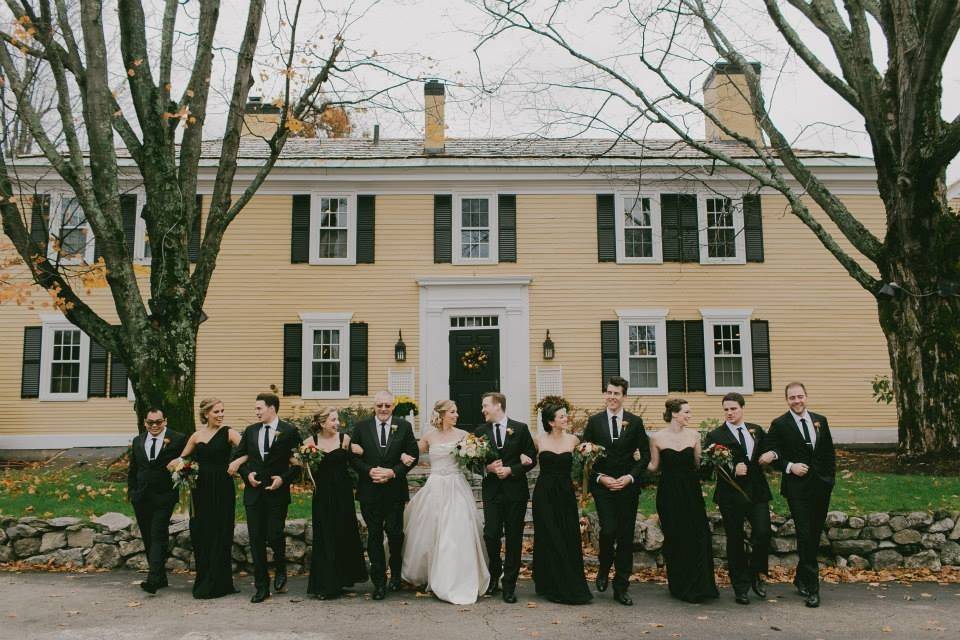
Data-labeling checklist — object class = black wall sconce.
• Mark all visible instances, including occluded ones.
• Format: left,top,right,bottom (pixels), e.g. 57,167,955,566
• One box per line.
542,330,555,360
394,330,407,362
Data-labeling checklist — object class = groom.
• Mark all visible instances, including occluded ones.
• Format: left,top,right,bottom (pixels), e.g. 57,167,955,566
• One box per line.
477,392,536,603
234,392,300,603
351,390,419,600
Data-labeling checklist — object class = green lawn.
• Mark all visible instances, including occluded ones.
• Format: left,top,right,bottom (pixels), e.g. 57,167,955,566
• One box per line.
1,463,957,521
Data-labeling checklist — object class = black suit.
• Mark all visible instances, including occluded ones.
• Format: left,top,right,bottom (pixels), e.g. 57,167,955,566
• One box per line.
583,410,650,593
234,420,300,590
704,422,773,595
127,429,186,585
475,419,536,592
350,416,419,587
767,411,835,595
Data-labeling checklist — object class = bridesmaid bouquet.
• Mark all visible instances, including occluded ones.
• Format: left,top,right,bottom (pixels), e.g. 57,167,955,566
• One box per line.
701,442,750,501
293,442,324,488
572,442,606,507
170,456,199,489
452,433,495,476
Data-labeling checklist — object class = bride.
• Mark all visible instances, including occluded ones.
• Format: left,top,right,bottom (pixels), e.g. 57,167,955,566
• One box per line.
401,399,490,604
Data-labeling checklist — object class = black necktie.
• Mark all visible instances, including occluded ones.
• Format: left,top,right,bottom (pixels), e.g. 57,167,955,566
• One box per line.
262,425,271,456
800,418,813,448
611,415,619,440
494,423,503,449
737,426,748,455
379,422,388,448
148,437,157,461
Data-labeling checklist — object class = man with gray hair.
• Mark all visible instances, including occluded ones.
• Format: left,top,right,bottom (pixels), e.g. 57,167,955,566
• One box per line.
351,390,419,600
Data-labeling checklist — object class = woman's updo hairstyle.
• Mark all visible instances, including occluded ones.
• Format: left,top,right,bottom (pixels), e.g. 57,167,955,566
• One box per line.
431,399,456,430
663,397,688,423
540,402,564,433
198,398,223,425
310,407,339,433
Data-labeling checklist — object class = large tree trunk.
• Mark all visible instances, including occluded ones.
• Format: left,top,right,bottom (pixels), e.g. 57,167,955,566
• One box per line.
128,319,199,436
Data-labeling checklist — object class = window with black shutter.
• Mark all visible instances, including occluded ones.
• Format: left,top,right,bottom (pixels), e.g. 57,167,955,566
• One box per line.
599,320,620,390
743,193,764,262
188,194,203,263
120,193,138,257
349,322,368,396
21,326,42,398
291,195,311,264
434,194,452,263
30,194,50,247
356,195,376,264
109,352,129,397
498,194,517,263
283,323,303,396
751,320,772,391
88,340,109,398
596,194,616,262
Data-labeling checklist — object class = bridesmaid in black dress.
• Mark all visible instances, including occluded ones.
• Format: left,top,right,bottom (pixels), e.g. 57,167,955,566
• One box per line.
648,398,719,603
305,407,368,599
171,398,241,599
532,401,592,605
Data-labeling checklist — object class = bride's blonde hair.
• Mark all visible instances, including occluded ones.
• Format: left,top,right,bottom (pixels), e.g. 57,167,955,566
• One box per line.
431,399,456,430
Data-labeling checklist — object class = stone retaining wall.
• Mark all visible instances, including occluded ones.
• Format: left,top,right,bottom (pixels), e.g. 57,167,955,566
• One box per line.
2,510,958,572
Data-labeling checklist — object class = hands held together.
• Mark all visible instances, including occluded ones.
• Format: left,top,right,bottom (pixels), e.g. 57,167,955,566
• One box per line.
485,454,533,479
600,474,633,491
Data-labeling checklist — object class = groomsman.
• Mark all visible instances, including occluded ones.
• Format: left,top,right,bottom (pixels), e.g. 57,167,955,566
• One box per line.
766,382,836,608
583,376,650,606
127,407,186,594
351,390,419,600
234,392,300,603
477,392,537,604
704,393,775,605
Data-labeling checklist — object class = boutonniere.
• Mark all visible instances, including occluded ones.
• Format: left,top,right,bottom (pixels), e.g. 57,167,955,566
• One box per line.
506,427,514,436
162,438,171,445
747,428,758,438
813,421,821,433
390,424,398,434
620,421,630,432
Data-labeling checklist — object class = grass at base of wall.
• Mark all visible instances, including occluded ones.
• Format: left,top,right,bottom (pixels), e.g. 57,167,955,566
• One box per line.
1,462,958,521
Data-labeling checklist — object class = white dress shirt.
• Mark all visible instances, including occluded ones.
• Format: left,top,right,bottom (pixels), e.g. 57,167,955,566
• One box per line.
144,428,167,461
606,409,624,441
492,419,509,447
726,422,754,459
259,417,280,457
786,410,815,475
377,417,392,446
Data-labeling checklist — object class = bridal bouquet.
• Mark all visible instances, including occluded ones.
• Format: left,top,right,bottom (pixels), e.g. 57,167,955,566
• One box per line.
452,433,495,476
572,442,606,507
701,441,750,501
293,442,324,488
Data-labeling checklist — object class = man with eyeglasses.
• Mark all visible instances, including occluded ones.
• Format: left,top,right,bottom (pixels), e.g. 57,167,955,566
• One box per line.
351,390,419,600
127,407,186,594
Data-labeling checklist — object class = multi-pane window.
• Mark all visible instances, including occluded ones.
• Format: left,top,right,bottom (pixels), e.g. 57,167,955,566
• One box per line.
317,197,349,259
705,197,736,259
627,324,658,388
56,198,93,262
50,329,82,394
311,328,342,393
712,323,744,387
623,197,653,258
460,198,490,259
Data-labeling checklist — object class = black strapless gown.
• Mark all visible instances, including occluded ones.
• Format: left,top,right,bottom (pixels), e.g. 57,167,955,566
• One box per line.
190,427,238,599
307,434,368,597
656,447,719,603
532,451,592,604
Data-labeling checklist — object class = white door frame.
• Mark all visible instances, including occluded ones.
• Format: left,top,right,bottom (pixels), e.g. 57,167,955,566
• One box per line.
417,276,532,430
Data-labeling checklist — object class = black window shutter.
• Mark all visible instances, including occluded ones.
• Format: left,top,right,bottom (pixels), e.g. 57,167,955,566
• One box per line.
743,193,764,262
498,194,517,263
596,194,616,262
666,320,687,392
188,194,202,263
87,339,109,397
283,323,303,396
21,326,42,398
661,194,681,262
349,322,368,396
600,320,620,391
684,320,706,392
291,194,311,264
30,194,50,247
120,193,138,256
433,194,452,263
678,194,700,262
108,353,129,397
751,320,772,391
356,195,376,264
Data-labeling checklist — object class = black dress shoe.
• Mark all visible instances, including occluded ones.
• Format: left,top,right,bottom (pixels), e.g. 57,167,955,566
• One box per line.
274,569,288,593
613,591,633,606
250,588,270,603
502,590,517,604
372,585,386,600
388,577,403,592
804,592,820,608
735,593,750,605
752,577,767,599
139,580,158,595
595,575,609,593
485,582,501,596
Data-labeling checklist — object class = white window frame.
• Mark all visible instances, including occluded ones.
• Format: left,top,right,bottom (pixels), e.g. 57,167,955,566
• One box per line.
700,308,754,395
452,193,498,265
131,191,152,265
47,193,95,265
697,194,745,265
615,192,662,264
38,313,90,401
299,312,353,399
309,192,357,265
616,308,669,395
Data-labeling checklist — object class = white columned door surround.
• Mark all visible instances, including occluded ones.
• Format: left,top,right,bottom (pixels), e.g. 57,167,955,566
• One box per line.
417,276,532,430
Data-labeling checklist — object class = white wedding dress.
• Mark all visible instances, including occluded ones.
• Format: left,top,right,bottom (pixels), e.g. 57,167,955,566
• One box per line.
401,439,490,604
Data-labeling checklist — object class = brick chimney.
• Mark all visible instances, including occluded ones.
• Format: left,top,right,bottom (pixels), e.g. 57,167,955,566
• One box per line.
424,80,445,155
703,62,762,143
242,96,281,139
